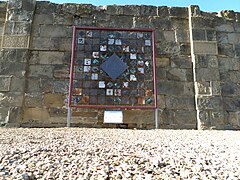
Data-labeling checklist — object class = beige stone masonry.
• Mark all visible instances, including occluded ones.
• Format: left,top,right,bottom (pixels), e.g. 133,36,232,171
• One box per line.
193,42,218,54
0,75,12,91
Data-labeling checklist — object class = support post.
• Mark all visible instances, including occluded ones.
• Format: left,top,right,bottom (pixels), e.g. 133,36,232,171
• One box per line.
67,107,71,128
155,108,158,129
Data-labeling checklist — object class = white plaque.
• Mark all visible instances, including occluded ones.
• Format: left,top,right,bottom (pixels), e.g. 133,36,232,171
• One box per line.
104,111,123,123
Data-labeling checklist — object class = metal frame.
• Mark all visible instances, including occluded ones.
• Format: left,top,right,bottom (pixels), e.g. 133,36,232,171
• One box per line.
67,26,158,128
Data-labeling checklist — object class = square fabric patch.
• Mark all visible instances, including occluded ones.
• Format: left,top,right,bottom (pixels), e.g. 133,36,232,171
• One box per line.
69,27,157,108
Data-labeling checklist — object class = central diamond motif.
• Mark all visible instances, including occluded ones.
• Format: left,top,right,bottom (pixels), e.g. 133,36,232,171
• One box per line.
100,53,127,80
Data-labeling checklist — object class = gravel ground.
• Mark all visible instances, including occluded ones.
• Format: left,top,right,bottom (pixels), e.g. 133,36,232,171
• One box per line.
0,128,239,180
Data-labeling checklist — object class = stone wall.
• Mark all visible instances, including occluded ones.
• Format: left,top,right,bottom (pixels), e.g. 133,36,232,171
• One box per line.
0,0,239,130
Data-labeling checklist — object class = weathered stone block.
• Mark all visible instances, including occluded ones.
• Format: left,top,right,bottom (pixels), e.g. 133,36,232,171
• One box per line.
156,42,180,55
157,6,169,17
221,82,238,96
209,55,219,66
163,30,175,42
0,76,12,92
156,57,169,68
220,71,240,83
7,1,35,21
175,29,189,42
235,44,240,57
174,110,197,126
49,107,67,117
0,26,3,34
197,96,223,110
74,16,95,26
216,32,229,43
0,92,23,106
0,1,7,10
0,49,28,63
195,68,220,81
229,111,240,128
76,4,95,15
39,51,64,64
192,29,206,41
170,57,192,69
158,109,175,126
2,35,29,48
59,38,72,51
63,52,71,64
157,80,185,95
157,95,166,109
34,14,53,25
123,110,154,124
40,78,54,92
44,93,65,107
29,51,39,64
216,22,234,32
151,17,172,30
4,22,31,35
228,33,240,44
31,37,60,50
0,106,9,125
166,96,195,109
156,67,167,80
223,97,240,111
72,111,98,118
206,30,216,41
0,106,22,127
196,81,211,95
169,7,188,18
123,5,140,16
27,78,40,93
155,29,164,42
23,107,50,122
105,5,124,15
219,57,239,72
97,15,133,28
195,55,218,68
218,43,235,57
10,77,25,92
35,1,58,14
210,111,225,128
198,110,211,129
53,80,69,94
180,43,191,55
184,82,194,96
193,42,218,54
53,13,73,25
133,17,152,29
53,65,70,79
0,62,26,77
25,93,42,107
29,65,53,78
211,81,221,95
40,25,71,38
192,17,215,29
171,17,189,29
140,5,157,16
167,68,192,81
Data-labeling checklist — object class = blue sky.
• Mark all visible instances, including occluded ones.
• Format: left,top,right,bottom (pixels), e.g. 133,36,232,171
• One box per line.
48,0,240,12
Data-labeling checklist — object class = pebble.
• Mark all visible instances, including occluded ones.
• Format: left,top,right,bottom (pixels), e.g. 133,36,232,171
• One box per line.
0,128,239,179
